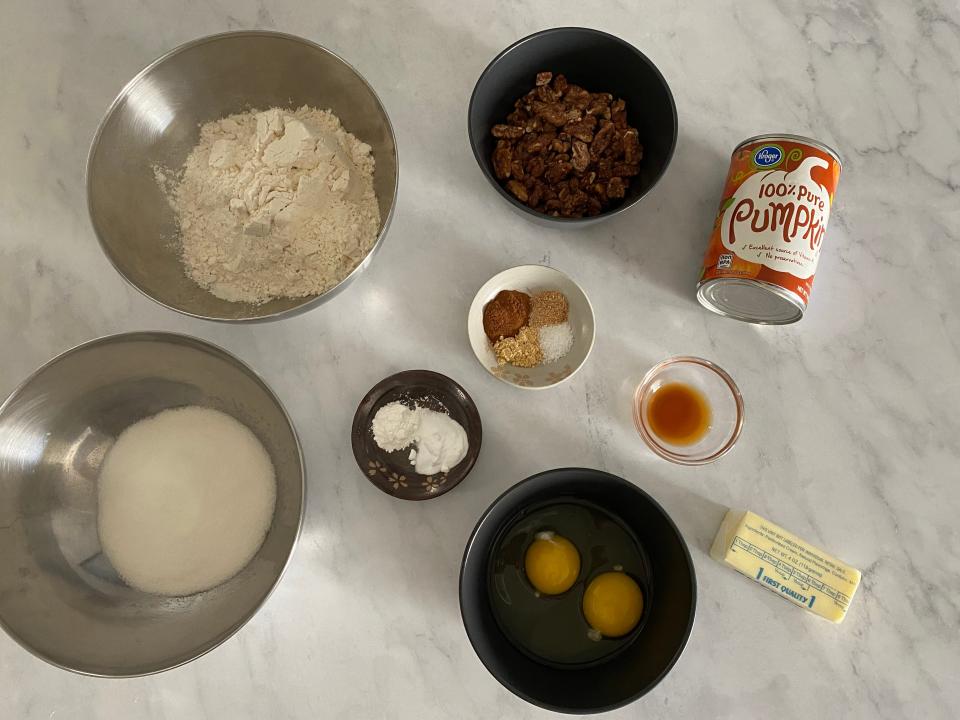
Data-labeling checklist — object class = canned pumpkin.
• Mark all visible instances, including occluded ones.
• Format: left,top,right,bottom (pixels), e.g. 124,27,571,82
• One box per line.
697,134,842,324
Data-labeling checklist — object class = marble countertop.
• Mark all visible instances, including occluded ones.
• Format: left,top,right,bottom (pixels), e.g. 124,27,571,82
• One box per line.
2,1,959,718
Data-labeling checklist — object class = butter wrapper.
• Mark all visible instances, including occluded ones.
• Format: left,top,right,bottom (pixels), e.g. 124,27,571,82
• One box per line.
710,509,860,623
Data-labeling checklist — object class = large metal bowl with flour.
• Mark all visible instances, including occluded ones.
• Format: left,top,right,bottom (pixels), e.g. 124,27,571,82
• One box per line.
0,332,305,675
86,31,398,322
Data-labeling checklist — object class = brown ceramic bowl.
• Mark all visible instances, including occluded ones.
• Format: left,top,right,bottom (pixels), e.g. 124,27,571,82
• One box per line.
351,370,482,500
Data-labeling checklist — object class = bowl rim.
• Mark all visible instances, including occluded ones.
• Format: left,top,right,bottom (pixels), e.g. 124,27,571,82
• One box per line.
467,264,597,391
0,330,307,677
84,30,399,323
467,26,678,224
633,356,745,465
458,467,697,714
350,369,483,501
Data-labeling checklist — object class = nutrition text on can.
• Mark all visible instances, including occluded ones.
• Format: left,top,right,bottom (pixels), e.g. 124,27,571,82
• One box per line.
697,134,842,324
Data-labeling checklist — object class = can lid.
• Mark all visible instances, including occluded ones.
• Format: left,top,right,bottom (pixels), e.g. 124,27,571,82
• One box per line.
697,278,804,325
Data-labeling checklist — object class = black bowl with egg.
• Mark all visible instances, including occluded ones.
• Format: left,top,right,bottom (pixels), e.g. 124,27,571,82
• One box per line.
468,27,677,225
459,468,696,713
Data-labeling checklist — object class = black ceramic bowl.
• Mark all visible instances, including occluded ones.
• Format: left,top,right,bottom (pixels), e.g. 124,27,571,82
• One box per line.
459,468,696,713
468,27,677,225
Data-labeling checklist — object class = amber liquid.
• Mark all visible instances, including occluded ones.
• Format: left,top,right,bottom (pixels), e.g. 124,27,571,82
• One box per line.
646,383,711,446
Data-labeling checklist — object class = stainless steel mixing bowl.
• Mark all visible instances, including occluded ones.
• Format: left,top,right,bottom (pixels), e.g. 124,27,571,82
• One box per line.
86,31,398,322
0,332,305,676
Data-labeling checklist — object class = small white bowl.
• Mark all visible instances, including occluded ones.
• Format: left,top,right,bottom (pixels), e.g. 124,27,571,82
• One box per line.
468,265,596,390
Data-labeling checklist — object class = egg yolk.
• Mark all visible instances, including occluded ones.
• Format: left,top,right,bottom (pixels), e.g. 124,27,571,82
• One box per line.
524,533,580,595
582,571,644,637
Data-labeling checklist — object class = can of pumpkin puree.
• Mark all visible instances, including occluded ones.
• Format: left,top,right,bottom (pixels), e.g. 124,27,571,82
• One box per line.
697,134,842,324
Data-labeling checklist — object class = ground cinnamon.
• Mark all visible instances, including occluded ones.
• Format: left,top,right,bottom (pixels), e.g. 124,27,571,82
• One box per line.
483,290,531,341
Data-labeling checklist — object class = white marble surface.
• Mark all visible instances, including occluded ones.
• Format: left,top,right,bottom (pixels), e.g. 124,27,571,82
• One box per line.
2,1,959,718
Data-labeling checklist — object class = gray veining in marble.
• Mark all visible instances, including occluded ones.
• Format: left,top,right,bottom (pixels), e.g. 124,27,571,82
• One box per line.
1,1,958,718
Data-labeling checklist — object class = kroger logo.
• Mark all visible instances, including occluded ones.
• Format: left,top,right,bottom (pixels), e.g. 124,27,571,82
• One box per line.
753,145,783,167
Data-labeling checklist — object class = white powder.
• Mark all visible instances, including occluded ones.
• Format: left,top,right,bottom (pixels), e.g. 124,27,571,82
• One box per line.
370,402,469,475
97,406,277,596
164,106,380,304
539,322,574,363
371,402,420,452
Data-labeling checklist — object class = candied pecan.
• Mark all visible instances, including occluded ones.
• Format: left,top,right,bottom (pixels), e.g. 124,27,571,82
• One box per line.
623,130,642,164
607,177,626,198
587,94,612,116
506,180,528,202
531,100,568,126
526,155,546,178
612,162,641,177
492,124,525,139
536,84,560,103
608,135,624,158
544,160,573,184
489,72,641,217
564,85,591,109
524,131,555,155
493,141,513,179
591,122,616,159
564,121,595,143
571,140,590,172
529,182,544,207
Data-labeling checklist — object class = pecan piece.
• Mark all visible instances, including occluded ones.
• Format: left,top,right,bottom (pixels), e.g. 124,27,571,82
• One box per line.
528,181,544,207
591,122,616,159
536,71,553,86
544,161,573,184
571,140,590,172
526,155,546,178
564,85,591,109
606,177,626,199
623,130,642,164
564,121,595,143
491,124,525,139
587,94,612,116
612,162,641,177
492,141,512,179
531,100,568,126
553,74,569,94
506,179,528,202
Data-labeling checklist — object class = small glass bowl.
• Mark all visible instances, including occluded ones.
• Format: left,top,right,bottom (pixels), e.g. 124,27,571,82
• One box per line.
633,356,744,465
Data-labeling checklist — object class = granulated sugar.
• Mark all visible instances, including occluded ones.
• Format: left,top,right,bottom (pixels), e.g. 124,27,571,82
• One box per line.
97,406,277,596
539,322,574,363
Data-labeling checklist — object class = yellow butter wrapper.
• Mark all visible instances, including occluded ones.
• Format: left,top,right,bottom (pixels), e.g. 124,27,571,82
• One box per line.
710,510,860,623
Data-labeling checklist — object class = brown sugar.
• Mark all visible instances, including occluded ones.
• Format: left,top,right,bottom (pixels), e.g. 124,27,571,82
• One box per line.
483,290,531,341
529,291,569,327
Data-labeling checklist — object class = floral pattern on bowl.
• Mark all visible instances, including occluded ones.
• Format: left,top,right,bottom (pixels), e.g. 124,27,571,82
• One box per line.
351,370,482,501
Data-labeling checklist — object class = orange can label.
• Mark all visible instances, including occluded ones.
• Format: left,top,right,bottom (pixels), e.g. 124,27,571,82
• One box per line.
700,136,842,307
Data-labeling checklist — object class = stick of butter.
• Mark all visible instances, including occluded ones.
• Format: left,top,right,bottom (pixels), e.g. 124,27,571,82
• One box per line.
710,509,861,623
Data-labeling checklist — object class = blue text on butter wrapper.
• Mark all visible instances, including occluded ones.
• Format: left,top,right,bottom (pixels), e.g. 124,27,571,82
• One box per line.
755,567,816,608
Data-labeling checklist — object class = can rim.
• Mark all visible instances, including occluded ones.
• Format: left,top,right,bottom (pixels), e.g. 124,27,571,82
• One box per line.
696,277,805,325
734,133,842,170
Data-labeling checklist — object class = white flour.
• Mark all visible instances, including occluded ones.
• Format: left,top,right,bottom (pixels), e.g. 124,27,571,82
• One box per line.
164,106,380,304
97,406,277,596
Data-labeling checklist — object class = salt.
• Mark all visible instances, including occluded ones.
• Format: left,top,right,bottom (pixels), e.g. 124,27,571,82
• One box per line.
539,322,574,363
